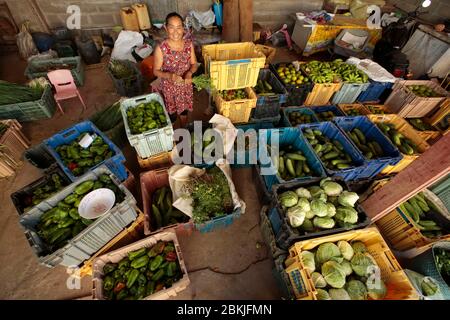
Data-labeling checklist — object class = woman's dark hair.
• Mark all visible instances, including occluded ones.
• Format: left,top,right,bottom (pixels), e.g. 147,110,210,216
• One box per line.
165,12,183,25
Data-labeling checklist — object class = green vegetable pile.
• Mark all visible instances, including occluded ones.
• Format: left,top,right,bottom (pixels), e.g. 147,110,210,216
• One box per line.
36,175,124,252
303,128,355,170
367,105,387,115
190,167,233,224
218,89,248,101
435,248,450,286
192,75,212,92
0,80,44,105
268,145,313,181
377,123,419,155
302,59,368,84
254,79,275,95
315,111,336,122
101,241,183,300
398,192,448,238
344,108,364,116
21,173,67,213
408,85,443,98
346,128,385,159
278,178,360,232
56,135,114,177
408,118,435,132
288,111,316,126
150,186,189,231
126,101,167,134
299,240,387,300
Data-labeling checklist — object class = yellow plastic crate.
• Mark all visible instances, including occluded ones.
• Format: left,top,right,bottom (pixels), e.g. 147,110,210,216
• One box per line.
214,87,257,123
376,190,450,252
337,103,370,116
367,114,430,175
202,42,266,91
304,82,342,106
286,227,419,300
364,104,392,115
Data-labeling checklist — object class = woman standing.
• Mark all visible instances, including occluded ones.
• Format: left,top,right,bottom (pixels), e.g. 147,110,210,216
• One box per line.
153,12,198,128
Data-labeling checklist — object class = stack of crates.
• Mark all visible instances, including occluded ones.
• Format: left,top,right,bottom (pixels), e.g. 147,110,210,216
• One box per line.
202,42,265,123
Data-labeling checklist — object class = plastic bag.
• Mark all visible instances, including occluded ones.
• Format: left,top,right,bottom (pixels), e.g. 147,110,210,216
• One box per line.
167,159,246,218
404,269,445,300
346,57,397,82
16,22,38,60
111,30,143,63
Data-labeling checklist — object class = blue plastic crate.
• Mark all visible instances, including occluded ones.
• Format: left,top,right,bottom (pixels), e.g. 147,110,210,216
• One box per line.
272,254,295,299
334,116,403,179
232,121,275,168
258,127,327,191
195,207,242,233
282,106,319,127
299,121,365,181
249,114,281,126
44,121,127,182
357,81,393,102
310,105,346,122
253,69,288,119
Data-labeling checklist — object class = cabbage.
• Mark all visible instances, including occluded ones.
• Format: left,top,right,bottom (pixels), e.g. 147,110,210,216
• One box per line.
326,203,336,218
341,260,353,276
297,197,311,212
338,240,354,261
319,177,332,187
313,217,336,229
308,186,324,198
279,191,298,208
322,180,344,197
351,253,377,277
322,261,346,288
335,206,358,224
346,280,368,300
295,187,311,199
316,289,331,300
328,196,339,206
311,272,327,288
351,241,367,254
338,191,359,207
315,242,341,265
301,251,316,273
329,288,351,300
311,199,328,217
366,278,387,300
300,218,315,232
305,210,316,219
287,206,306,227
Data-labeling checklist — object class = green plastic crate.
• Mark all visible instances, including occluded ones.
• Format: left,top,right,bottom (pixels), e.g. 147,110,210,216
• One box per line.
431,175,450,212
0,86,56,122
25,56,85,87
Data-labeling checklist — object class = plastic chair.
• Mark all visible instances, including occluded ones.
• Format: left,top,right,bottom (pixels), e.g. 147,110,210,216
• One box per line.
47,69,87,114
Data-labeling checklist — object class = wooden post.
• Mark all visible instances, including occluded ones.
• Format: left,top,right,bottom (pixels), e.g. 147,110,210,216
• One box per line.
239,0,253,42
361,133,450,222
222,0,240,42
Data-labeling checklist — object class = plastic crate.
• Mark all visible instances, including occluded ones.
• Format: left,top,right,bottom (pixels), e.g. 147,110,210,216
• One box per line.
272,254,295,300
137,151,173,170
121,93,174,159
364,104,392,115
332,82,370,104
403,241,450,299
202,42,266,91
108,60,144,97
213,87,257,123
310,105,346,122
299,122,366,181
140,168,194,237
0,85,56,122
79,212,145,277
252,68,287,119
304,82,342,106
385,80,448,118
334,116,403,179
285,227,419,300
249,114,281,126
43,121,127,182
25,56,84,87
281,107,319,127
232,121,275,168
24,143,56,170
367,114,430,175
260,205,287,259
427,98,449,127
257,127,327,192
19,165,139,268
195,207,242,233
11,165,71,216
357,81,393,102
92,228,190,300
375,189,450,252
270,63,313,106
269,178,370,250
337,103,371,116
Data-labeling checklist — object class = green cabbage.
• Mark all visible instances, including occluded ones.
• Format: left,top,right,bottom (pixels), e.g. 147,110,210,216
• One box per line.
296,197,311,212
311,199,329,217
326,203,336,218
301,251,316,273
338,191,359,207
322,181,344,197
315,242,341,265
335,206,358,224
300,218,315,232
322,261,346,288
346,280,368,300
279,191,298,208
313,217,336,229
287,206,306,227
329,288,351,300
351,253,377,277
308,186,324,198
316,288,331,300
338,240,354,261
341,260,353,276
351,241,367,254
295,187,311,199
311,272,327,288
305,210,316,219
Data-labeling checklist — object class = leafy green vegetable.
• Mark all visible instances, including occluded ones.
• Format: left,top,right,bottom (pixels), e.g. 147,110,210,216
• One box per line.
0,80,44,105
312,272,327,288
322,261,346,288
301,251,316,273
346,280,368,300
338,241,354,261
316,288,331,300
329,288,351,300
287,206,306,228
315,243,341,265
313,217,336,229
351,253,377,277
192,74,212,91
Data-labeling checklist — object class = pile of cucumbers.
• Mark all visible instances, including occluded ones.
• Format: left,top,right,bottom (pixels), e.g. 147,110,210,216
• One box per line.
408,118,435,132
377,123,419,155
408,85,443,98
151,186,189,231
302,59,368,84
126,101,168,135
36,175,123,252
346,128,384,159
399,193,446,238
288,110,316,126
303,128,354,171
366,105,387,115
344,107,364,116
269,145,313,181
254,79,275,95
315,111,336,122
101,241,183,300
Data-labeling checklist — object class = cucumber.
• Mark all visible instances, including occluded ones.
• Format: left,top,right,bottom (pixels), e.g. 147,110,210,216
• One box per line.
408,198,424,217
286,158,296,176
286,153,306,161
303,162,311,174
353,128,366,144
371,141,384,157
324,151,339,160
295,160,303,176
278,156,285,174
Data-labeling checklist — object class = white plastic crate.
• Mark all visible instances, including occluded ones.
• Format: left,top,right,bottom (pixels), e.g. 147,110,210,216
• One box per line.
20,165,139,268
120,93,174,159
332,82,370,104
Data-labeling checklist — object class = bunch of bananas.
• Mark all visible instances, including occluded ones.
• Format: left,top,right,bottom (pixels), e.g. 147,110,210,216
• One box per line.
302,59,368,84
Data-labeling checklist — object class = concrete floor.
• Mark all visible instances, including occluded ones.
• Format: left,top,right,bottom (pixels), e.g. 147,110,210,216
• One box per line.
0,47,300,300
